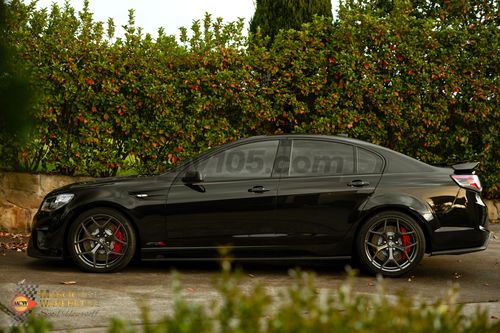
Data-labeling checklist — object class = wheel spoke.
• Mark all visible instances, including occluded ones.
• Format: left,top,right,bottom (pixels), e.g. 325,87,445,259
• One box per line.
393,255,403,270
101,217,112,229
405,241,418,248
371,248,385,262
381,248,396,269
395,246,415,262
400,230,415,236
381,257,391,269
114,226,123,236
366,241,384,249
90,242,101,254
368,230,385,236
90,216,101,228
113,237,127,245
397,241,418,253
81,223,93,238
399,248,412,262
75,237,94,244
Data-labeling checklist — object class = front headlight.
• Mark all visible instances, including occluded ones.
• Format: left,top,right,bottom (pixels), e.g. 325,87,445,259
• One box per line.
40,193,75,212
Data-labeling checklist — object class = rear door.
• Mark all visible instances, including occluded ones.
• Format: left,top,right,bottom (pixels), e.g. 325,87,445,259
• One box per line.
273,139,383,254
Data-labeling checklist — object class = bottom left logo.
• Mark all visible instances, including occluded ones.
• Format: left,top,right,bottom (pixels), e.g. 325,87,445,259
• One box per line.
4,283,40,325
11,293,38,315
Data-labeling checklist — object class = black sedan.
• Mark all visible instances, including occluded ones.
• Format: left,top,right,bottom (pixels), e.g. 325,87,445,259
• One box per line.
28,135,490,276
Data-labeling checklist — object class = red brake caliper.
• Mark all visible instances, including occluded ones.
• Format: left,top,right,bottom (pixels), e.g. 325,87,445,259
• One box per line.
400,227,411,254
113,228,123,253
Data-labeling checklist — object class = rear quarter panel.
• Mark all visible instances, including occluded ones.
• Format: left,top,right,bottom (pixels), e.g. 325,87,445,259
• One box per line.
357,171,460,249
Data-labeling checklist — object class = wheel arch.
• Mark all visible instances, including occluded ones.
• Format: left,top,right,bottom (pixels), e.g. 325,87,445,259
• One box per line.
352,205,433,255
63,202,142,259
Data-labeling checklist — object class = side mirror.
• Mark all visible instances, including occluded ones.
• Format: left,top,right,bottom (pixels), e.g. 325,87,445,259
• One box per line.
182,170,204,183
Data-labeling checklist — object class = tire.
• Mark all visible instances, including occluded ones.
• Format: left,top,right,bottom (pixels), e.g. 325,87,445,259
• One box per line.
355,211,425,277
68,208,136,273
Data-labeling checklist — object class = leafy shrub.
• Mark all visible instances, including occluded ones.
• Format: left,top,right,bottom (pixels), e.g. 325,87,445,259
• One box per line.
1,0,498,197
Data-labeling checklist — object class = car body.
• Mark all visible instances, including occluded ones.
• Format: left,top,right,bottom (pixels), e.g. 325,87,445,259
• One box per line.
28,135,490,276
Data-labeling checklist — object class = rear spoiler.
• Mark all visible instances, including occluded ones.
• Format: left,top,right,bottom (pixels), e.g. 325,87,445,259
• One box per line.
452,162,479,175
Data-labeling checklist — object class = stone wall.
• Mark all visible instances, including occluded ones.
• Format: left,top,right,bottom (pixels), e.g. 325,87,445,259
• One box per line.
0,171,498,232
0,172,92,232
486,200,500,224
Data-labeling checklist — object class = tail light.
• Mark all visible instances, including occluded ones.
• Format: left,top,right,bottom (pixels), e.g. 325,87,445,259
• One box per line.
451,174,482,192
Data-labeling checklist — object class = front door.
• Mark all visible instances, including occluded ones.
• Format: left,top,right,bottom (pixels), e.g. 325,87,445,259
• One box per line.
165,139,282,254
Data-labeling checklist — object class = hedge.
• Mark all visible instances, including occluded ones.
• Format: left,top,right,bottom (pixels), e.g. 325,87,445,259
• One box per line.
1,0,498,197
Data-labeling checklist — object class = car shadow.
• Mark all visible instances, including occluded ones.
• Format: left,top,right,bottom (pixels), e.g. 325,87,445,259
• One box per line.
25,255,354,276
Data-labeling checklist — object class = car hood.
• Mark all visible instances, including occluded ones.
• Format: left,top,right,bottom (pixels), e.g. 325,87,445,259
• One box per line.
49,173,177,195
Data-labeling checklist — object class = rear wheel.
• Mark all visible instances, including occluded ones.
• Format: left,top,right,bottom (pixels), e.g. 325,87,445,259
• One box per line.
68,208,136,273
356,211,425,277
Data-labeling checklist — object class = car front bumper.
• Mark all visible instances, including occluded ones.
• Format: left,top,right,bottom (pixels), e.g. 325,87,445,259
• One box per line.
27,210,67,260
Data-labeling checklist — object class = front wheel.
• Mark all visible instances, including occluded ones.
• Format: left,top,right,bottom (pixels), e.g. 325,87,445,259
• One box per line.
356,211,425,277
68,208,136,273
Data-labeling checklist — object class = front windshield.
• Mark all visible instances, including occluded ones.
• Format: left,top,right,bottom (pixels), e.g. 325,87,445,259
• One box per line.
160,143,229,175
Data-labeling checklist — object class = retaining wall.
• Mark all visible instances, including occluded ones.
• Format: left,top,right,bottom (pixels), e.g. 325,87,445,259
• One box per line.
0,171,498,232
0,172,92,232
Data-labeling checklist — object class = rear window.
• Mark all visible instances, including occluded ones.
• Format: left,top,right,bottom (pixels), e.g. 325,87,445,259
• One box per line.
383,151,435,173
357,148,383,174
289,140,354,177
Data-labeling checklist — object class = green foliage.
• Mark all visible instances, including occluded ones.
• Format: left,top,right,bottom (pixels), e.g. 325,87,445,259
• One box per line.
1,0,498,197
2,268,500,333
249,0,333,40
0,0,36,171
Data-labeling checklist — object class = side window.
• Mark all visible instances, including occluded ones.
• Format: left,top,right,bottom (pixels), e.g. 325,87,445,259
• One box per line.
201,140,279,181
357,148,383,174
289,140,354,177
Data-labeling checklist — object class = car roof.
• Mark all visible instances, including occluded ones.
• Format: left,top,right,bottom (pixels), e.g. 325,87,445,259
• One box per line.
234,134,363,144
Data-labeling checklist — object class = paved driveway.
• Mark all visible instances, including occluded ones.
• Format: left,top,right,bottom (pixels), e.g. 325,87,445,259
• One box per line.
1,224,499,332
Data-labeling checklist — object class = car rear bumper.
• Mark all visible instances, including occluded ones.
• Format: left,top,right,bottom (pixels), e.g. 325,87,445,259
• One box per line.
430,225,490,256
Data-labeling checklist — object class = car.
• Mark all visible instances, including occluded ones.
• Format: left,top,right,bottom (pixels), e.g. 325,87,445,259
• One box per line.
28,135,490,276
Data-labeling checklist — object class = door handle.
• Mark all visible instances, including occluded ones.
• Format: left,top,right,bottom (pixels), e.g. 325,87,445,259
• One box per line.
248,186,271,193
348,180,370,187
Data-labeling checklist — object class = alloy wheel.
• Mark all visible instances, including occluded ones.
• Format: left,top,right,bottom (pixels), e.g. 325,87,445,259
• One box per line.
69,208,135,272
357,211,425,276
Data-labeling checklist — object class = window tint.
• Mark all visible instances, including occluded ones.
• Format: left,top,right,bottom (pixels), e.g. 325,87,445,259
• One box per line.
289,140,354,177
357,148,383,174
202,140,279,180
